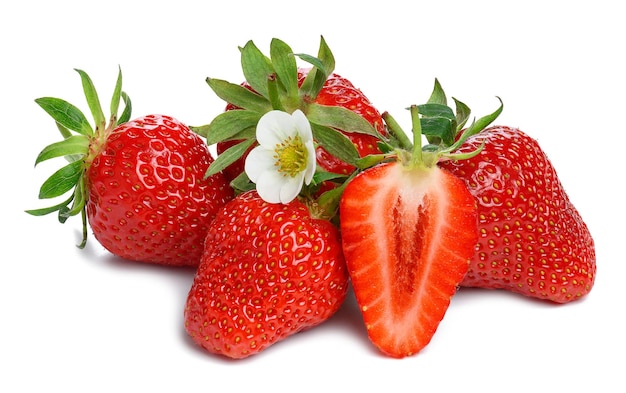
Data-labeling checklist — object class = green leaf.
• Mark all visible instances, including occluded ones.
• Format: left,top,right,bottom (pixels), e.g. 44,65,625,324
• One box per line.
38,160,83,199
270,38,298,100
420,117,455,146
427,79,447,105
34,135,89,165
205,138,256,178
299,36,335,98
60,179,86,221
25,194,73,216
35,97,94,136
311,170,347,185
417,103,455,120
355,154,388,170
206,77,272,113
452,97,471,131
110,66,123,125
203,110,262,145
311,123,360,166
118,91,132,124
463,97,503,138
230,171,255,193
306,103,379,136
74,69,106,130
240,40,275,99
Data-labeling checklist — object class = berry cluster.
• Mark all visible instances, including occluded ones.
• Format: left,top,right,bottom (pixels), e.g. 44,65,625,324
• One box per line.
29,37,595,359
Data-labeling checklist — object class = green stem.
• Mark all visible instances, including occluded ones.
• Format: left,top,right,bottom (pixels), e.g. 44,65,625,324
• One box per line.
382,111,412,150
409,105,423,166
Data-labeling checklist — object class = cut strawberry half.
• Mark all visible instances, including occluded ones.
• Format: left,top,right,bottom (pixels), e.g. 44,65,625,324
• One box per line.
339,99,502,358
341,161,477,357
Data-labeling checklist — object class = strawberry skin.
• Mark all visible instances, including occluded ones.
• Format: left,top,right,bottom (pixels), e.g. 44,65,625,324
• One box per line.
340,162,478,358
87,114,234,266
184,190,349,359
439,126,596,303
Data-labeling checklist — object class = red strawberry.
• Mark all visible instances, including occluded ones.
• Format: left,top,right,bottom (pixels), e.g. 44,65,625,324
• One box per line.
439,125,596,303
28,68,234,266
184,190,349,359
193,37,386,190
217,68,386,180
339,105,479,358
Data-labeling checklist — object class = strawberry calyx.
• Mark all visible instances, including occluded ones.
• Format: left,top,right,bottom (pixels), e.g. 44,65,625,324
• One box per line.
26,67,131,248
378,79,503,170
191,36,383,195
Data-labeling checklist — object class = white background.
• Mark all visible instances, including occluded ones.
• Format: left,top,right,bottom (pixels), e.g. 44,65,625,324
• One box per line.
2,1,623,392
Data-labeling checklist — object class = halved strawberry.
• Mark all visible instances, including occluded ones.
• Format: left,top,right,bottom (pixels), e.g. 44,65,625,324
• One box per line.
340,160,477,357
338,100,504,357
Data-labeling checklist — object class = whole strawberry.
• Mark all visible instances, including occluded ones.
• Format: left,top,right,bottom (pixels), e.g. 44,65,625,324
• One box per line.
192,36,386,191
28,68,234,266
440,125,596,303
184,190,349,359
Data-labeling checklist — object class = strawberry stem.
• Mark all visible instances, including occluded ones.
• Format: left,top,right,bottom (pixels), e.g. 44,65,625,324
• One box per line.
410,105,424,167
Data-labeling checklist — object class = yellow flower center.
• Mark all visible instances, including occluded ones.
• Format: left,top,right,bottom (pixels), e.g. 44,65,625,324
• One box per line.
274,135,309,177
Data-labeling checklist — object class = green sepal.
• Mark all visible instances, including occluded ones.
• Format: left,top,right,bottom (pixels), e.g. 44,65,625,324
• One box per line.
298,36,335,99
38,160,84,199
426,79,447,105
229,171,255,194
35,97,94,136
310,123,360,166
270,38,299,101
206,77,272,113
205,138,256,178
109,66,123,124
118,91,132,125
25,194,74,216
307,103,378,136
34,135,90,166
59,179,87,221
449,96,503,150
74,69,106,131
311,170,347,186
240,40,275,99
355,154,389,170
452,97,471,131
417,103,456,146
200,110,262,145
420,117,455,146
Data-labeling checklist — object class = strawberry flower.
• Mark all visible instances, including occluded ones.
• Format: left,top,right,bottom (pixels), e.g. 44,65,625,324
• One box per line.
245,109,316,204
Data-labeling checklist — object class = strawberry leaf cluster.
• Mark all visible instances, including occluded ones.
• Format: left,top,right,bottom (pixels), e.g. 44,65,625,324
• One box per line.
27,68,131,247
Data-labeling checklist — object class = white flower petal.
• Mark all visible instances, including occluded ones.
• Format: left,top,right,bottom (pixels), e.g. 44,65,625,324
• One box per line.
256,110,297,148
291,109,313,144
255,169,288,204
247,109,318,204
245,146,277,183
279,172,306,204
303,139,317,184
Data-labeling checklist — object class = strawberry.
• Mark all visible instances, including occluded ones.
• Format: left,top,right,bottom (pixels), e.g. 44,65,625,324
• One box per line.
192,37,386,193
439,125,596,303
28,68,234,266
217,67,387,181
339,101,494,358
184,190,349,359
